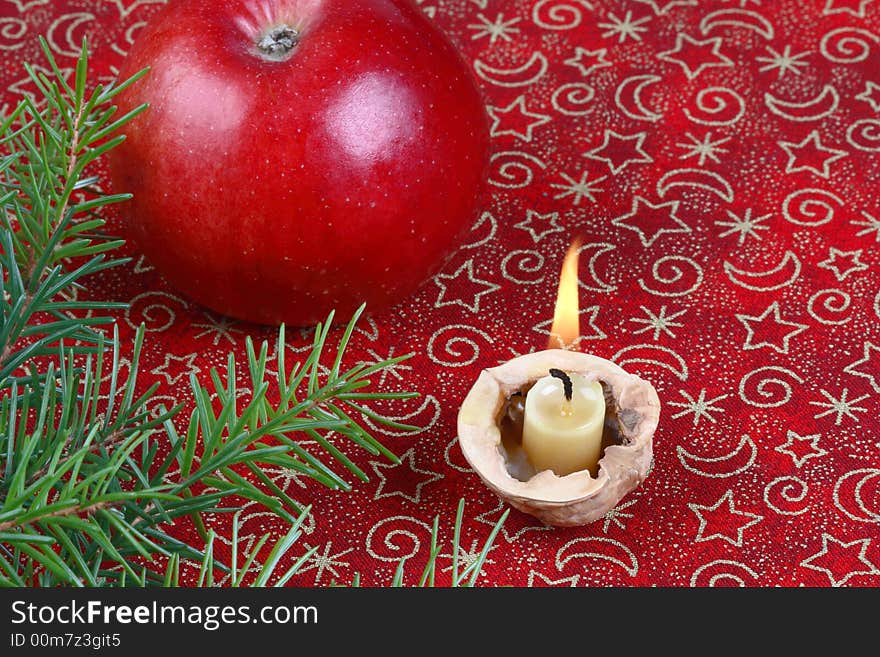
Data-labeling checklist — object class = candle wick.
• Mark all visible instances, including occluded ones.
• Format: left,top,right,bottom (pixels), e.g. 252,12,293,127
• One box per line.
549,368,573,402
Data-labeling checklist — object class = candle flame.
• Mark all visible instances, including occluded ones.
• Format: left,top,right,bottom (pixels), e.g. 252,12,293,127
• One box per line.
548,238,582,349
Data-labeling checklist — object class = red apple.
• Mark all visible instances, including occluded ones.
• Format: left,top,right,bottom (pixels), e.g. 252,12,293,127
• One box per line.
108,0,490,325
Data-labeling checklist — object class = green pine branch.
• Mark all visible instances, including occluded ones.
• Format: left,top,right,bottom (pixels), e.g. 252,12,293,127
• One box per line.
0,37,146,388
0,297,421,586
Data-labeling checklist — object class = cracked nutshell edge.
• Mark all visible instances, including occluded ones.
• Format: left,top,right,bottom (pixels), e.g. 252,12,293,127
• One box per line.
457,350,661,527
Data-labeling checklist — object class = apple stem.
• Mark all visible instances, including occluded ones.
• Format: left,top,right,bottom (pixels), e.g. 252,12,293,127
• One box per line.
257,25,300,61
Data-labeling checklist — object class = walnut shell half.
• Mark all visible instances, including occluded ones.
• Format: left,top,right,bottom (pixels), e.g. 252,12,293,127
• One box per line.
457,350,661,527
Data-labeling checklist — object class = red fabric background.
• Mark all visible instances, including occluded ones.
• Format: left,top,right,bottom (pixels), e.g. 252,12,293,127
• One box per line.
2,0,879,587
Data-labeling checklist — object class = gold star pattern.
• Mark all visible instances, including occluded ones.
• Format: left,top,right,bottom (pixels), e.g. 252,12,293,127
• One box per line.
778,131,847,178
370,449,442,504
633,0,697,15
823,0,874,17
564,47,611,77
689,491,763,546
585,130,653,175
514,210,565,243
775,431,826,468
487,96,552,142
818,247,869,281
151,353,201,386
855,80,880,112
843,342,880,393
612,197,691,247
801,534,879,586
433,259,500,313
735,302,808,354
657,34,733,80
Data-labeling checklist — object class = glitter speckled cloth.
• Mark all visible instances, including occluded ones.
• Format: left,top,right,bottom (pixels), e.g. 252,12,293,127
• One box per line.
2,0,879,587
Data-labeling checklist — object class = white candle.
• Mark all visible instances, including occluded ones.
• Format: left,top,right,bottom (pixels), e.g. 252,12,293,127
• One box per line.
522,369,606,476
